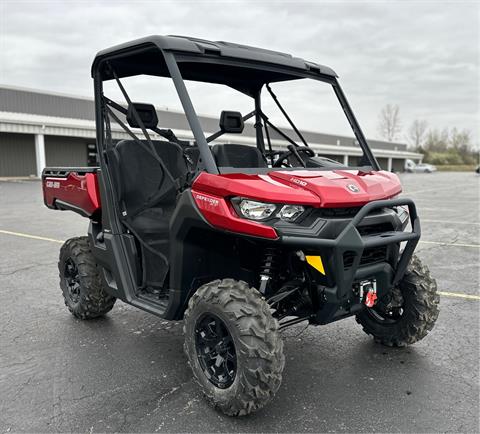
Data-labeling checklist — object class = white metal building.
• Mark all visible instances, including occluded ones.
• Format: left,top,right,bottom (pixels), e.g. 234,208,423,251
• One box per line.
0,85,422,177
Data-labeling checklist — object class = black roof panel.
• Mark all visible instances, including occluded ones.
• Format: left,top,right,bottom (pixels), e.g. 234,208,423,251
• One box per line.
92,35,337,80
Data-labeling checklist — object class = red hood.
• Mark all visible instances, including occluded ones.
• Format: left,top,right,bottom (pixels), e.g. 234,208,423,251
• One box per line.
192,169,402,207
269,170,402,207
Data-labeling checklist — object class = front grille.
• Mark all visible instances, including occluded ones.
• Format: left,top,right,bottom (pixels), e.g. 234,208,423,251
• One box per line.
315,207,362,218
361,246,388,265
343,246,388,269
314,207,392,219
357,222,394,236
341,221,393,268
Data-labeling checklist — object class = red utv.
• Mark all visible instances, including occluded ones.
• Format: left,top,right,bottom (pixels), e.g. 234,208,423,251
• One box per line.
42,35,439,416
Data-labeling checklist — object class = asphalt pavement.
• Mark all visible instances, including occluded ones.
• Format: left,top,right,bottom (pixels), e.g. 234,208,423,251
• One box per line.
0,171,479,433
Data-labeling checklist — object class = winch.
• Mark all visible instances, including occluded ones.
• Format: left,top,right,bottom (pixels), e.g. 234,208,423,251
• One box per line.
359,279,378,307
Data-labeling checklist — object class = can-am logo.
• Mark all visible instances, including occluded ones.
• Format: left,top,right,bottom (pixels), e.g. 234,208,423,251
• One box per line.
46,180,60,189
290,177,307,187
346,183,360,193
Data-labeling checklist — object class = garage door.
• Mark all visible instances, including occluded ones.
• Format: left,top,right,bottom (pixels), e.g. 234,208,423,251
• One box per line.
0,133,36,176
376,157,389,170
45,136,88,167
392,159,405,172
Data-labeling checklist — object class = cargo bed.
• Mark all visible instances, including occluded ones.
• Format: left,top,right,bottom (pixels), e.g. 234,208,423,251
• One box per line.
42,167,101,218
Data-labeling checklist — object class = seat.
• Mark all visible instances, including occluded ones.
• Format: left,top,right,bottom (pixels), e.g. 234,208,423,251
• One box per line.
211,144,267,168
109,139,187,237
130,207,170,237
107,139,188,288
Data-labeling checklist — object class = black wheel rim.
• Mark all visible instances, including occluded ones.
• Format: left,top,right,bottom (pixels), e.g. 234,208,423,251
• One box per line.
194,313,237,389
64,258,81,304
366,299,404,324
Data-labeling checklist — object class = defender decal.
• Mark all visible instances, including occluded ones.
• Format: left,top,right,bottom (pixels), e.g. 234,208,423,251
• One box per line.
193,193,219,206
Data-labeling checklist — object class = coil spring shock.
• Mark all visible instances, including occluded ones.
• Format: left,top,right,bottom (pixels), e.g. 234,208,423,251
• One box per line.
259,247,280,294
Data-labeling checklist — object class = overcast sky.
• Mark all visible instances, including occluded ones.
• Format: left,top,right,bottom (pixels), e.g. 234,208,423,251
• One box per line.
1,0,478,144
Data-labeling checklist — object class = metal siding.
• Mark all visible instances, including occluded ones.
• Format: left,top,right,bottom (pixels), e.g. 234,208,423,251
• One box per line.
0,87,95,120
0,86,408,151
0,132,36,176
392,159,405,172
45,136,88,166
367,139,406,151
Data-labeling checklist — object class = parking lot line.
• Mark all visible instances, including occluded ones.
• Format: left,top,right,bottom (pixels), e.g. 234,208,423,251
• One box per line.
404,184,472,195
418,206,479,213
1,229,479,301
438,291,480,301
0,229,64,244
419,240,480,248
422,219,480,226
2,228,478,249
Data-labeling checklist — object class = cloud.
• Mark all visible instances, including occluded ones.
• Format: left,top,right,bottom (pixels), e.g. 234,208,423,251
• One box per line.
1,0,478,144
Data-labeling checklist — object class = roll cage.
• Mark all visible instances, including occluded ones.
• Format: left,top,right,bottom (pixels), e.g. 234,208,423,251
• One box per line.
92,35,380,180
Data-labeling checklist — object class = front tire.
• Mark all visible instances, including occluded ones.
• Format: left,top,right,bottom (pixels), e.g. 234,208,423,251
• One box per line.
59,237,116,319
356,255,439,347
183,279,285,416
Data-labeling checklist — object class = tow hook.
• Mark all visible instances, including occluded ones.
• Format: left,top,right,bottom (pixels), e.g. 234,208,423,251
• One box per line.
359,279,377,307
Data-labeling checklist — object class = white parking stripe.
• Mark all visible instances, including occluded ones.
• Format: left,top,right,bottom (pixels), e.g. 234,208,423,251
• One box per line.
0,229,64,244
438,291,480,301
419,206,479,213
422,219,480,226
403,184,471,195
419,240,480,248
0,229,478,301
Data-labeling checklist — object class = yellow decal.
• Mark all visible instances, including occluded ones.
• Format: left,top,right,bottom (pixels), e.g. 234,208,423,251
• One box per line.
306,255,325,275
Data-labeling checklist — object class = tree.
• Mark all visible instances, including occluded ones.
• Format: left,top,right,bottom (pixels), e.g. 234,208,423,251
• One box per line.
450,128,474,164
408,120,428,149
450,128,471,149
425,128,449,152
422,127,477,165
377,104,401,142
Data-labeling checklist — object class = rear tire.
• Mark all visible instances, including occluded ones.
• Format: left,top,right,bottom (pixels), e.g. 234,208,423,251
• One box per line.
59,237,116,319
183,279,285,416
356,255,439,347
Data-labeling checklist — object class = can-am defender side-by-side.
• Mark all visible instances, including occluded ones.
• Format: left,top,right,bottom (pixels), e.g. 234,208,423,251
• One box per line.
42,35,439,416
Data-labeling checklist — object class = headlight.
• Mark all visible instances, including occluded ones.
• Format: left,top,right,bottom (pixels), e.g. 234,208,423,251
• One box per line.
233,198,306,222
278,204,305,222
238,199,277,221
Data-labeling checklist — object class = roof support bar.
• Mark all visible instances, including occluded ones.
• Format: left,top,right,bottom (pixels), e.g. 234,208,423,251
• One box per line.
260,113,300,149
266,84,309,148
254,90,266,155
163,51,219,174
332,80,380,171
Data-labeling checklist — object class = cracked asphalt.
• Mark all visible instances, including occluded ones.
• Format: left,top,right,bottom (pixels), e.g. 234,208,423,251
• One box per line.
0,172,479,433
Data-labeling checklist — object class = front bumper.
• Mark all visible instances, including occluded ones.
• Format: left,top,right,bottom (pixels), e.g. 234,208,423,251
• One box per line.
279,198,420,306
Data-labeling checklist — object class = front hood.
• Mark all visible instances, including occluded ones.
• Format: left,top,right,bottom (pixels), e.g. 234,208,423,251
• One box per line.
192,169,402,207
269,169,402,207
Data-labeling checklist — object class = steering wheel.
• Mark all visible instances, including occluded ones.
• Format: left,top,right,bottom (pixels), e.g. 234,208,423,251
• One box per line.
272,145,315,168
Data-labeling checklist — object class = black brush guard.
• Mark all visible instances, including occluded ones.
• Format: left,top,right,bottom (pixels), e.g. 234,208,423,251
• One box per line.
281,198,420,302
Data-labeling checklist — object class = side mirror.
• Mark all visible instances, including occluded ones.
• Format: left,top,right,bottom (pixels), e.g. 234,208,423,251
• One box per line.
127,103,158,129
219,111,244,134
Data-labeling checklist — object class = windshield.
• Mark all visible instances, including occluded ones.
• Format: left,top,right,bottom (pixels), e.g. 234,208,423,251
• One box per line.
184,76,375,171
100,60,377,174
